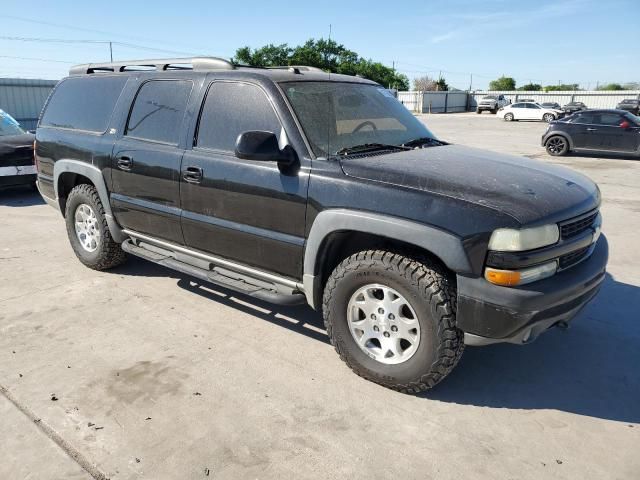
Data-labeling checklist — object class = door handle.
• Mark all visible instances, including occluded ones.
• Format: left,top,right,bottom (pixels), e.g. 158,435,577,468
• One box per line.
117,156,133,170
183,166,203,183
586,128,598,131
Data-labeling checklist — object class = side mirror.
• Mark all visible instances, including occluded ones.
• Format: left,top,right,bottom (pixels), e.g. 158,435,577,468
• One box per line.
620,121,630,129
235,130,297,166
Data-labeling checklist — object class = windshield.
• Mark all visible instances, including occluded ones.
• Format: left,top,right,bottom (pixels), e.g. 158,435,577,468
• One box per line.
0,109,26,136
282,82,437,157
483,95,497,100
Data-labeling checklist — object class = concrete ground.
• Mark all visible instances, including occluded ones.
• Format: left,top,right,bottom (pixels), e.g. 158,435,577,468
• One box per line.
1,113,638,479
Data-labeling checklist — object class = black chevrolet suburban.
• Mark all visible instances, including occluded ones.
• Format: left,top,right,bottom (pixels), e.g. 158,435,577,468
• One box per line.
35,57,608,393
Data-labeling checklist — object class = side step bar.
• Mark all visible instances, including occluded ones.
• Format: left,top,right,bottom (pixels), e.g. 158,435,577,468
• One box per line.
121,239,306,306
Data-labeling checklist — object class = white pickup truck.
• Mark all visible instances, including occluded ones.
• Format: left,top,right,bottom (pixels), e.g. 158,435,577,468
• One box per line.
476,94,510,114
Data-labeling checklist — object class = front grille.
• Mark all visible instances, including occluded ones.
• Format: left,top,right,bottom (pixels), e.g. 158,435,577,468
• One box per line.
560,211,598,240
559,246,591,270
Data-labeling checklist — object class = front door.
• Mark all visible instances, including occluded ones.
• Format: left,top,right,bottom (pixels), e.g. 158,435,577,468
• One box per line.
179,80,309,279
111,79,193,244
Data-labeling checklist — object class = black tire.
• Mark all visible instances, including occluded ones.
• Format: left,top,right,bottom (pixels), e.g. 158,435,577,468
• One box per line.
504,113,514,122
323,250,464,394
491,107,498,114
476,109,481,114
64,184,126,270
545,135,569,156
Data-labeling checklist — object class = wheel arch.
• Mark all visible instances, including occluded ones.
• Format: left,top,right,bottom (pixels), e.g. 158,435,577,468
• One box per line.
302,209,473,309
53,159,127,242
545,131,574,149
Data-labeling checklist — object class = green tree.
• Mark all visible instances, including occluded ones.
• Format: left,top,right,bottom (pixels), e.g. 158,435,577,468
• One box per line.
488,76,516,90
232,38,409,90
518,83,542,91
596,83,625,91
544,84,580,91
435,78,449,91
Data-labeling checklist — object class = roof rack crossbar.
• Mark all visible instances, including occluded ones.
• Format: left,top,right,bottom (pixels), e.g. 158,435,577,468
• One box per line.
69,57,235,75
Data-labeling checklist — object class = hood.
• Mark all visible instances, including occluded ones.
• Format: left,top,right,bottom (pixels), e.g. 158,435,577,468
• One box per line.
339,144,599,225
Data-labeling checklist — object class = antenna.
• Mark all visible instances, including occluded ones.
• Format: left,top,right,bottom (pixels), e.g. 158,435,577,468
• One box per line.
326,23,332,159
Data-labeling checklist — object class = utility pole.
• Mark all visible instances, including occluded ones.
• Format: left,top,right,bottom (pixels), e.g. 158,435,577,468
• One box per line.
109,41,113,62
469,73,473,91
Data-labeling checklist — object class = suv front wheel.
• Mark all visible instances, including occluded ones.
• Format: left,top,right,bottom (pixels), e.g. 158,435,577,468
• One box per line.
322,250,464,393
64,184,127,270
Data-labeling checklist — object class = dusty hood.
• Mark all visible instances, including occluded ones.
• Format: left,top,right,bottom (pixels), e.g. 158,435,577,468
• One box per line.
339,144,600,225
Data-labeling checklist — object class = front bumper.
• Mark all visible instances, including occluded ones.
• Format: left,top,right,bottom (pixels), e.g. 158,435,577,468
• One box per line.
477,104,497,110
457,235,608,346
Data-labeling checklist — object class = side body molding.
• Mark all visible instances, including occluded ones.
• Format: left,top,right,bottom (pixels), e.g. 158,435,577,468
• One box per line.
302,209,473,309
53,159,127,243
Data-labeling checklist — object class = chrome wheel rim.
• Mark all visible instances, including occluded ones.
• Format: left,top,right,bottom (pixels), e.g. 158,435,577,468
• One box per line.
547,137,565,154
544,114,553,122
505,114,513,121
347,284,420,365
74,203,101,252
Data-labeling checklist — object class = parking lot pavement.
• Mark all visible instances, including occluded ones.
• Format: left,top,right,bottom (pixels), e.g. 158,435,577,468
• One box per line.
1,114,639,479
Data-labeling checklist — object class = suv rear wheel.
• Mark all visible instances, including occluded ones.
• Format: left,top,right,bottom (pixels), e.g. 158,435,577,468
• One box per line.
322,250,464,393
543,113,555,123
64,184,126,270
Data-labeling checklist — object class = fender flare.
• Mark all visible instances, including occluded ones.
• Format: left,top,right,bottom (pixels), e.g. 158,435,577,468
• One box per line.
53,159,127,243
302,209,473,309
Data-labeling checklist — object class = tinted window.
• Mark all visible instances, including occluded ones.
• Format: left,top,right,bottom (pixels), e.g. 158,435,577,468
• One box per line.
512,103,525,108
126,80,192,144
0,109,25,136
596,113,623,126
197,82,282,152
573,113,594,124
525,103,541,109
40,76,127,132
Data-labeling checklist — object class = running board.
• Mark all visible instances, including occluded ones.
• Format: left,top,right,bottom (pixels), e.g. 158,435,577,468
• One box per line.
121,239,306,306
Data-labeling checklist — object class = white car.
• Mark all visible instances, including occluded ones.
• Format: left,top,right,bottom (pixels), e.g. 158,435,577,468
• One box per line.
499,102,564,122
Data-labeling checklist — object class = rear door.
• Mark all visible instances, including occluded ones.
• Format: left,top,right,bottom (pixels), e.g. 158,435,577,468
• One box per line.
179,80,309,279
111,79,193,244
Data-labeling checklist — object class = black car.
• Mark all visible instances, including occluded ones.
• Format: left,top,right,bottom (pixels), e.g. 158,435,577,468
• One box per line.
563,101,587,114
541,102,561,110
35,57,608,393
616,99,640,116
542,109,640,156
0,109,36,189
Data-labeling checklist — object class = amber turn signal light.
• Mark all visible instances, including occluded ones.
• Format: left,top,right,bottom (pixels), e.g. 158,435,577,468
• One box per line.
485,268,521,286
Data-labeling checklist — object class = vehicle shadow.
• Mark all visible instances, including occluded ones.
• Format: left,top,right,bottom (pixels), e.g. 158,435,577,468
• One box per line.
425,272,640,424
566,151,639,161
114,256,328,344
0,186,44,207
115,257,640,423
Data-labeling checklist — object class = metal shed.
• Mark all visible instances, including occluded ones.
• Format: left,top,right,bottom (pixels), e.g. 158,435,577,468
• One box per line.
0,78,58,131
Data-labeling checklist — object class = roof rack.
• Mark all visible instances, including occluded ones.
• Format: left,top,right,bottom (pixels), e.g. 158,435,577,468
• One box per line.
69,57,235,75
267,65,325,74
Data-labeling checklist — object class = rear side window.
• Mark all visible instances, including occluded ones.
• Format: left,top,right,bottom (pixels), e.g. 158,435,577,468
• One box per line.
40,76,127,132
126,80,192,144
573,113,594,124
196,82,282,152
597,113,623,126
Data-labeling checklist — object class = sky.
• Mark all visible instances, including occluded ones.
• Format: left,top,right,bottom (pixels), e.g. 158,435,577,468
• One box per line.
0,0,638,90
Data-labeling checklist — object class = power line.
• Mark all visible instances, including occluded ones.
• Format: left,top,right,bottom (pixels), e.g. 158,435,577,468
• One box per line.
0,35,219,58
0,55,76,64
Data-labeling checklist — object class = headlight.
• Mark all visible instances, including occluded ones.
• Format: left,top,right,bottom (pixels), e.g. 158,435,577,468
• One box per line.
485,261,557,286
488,224,559,251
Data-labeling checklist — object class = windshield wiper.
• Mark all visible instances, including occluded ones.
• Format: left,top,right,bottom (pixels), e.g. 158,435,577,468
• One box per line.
401,137,445,148
335,143,411,156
